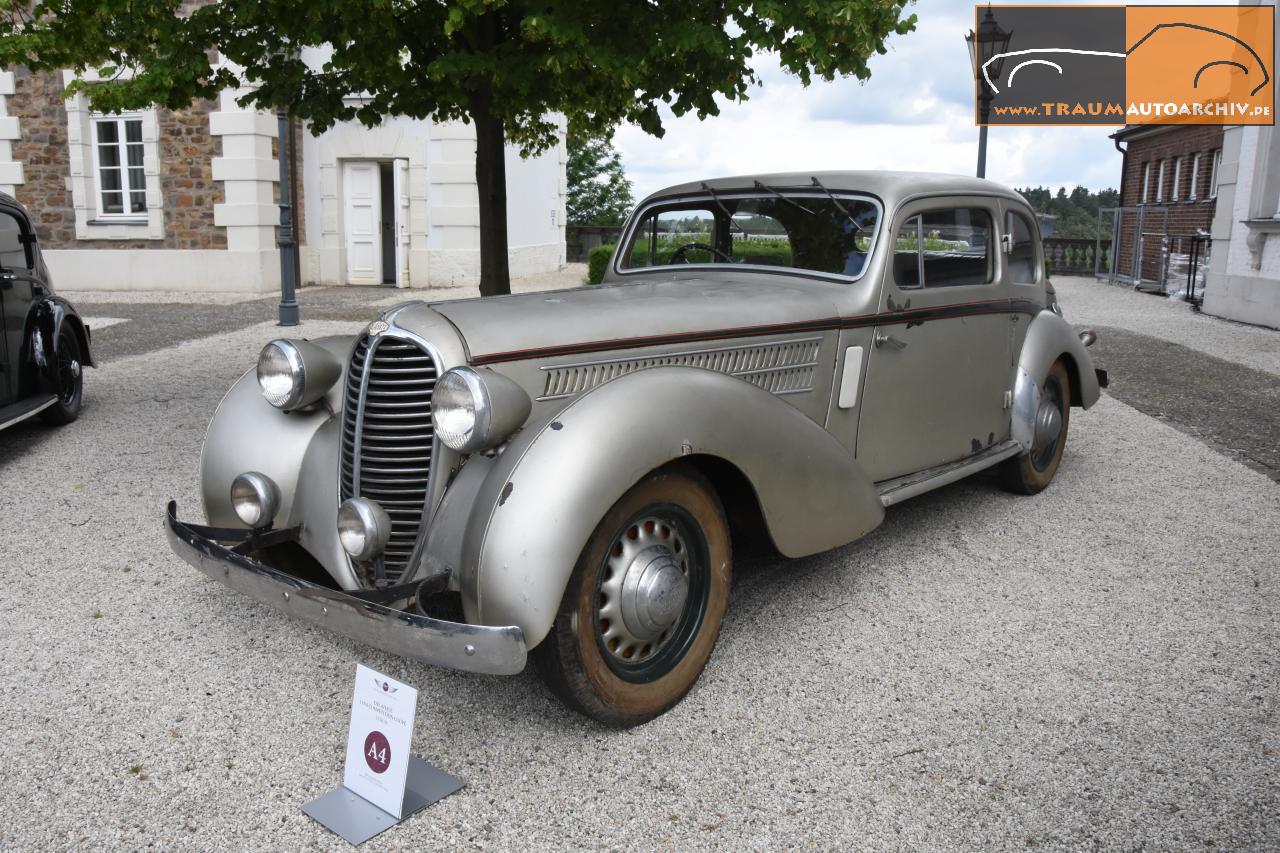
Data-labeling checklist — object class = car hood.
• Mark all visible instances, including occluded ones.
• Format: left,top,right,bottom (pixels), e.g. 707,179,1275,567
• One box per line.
427,274,848,365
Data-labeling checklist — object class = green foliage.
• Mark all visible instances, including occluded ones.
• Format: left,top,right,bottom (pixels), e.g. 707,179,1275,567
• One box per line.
587,244,614,284
568,130,633,225
1016,185,1120,240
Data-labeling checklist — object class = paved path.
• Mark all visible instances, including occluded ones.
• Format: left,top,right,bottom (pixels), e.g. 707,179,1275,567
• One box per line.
0,276,1275,850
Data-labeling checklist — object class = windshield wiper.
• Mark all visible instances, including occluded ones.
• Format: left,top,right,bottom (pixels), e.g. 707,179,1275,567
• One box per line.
753,180,815,216
811,176,862,232
700,182,750,239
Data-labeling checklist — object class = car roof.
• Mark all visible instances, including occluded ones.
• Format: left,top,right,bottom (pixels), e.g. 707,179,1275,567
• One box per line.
639,170,1028,211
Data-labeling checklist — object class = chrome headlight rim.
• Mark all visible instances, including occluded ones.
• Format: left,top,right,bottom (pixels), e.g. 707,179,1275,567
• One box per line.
257,340,306,410
433,367,494,454
337,497,392,563
230,471,281,529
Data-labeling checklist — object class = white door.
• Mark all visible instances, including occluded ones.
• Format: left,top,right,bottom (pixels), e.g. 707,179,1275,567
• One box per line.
343,161,381,285
393,159,409,288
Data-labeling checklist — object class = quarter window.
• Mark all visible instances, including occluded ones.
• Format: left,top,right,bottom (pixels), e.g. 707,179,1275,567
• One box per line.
92,114,146,218
1005,210,1038,283
0,212,31,270
894,208,993,288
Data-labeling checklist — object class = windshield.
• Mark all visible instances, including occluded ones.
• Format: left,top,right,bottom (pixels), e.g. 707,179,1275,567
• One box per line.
619,191,880,278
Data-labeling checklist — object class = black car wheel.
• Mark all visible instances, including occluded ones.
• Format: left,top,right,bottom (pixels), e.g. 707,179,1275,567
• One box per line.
40,326,84,426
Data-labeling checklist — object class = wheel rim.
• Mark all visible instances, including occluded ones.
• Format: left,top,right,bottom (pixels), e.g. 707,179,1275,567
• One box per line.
57,331,81,406
593,503,710,683
1031,377,1064,471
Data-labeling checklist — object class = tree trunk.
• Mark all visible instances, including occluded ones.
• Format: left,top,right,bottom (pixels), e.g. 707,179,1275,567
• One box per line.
471,89,511,297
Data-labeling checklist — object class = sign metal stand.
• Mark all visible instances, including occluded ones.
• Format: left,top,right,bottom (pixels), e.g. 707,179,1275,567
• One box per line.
302,664,464,846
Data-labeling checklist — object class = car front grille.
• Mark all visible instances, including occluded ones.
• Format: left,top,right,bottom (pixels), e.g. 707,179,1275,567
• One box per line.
340,334,438,583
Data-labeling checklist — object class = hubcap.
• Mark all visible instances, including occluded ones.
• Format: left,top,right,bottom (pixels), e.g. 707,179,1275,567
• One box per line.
1033,399,1061,450
596,515,692,666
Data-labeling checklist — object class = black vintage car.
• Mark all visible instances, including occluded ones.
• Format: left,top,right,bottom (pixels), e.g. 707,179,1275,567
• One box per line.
0,194,92,431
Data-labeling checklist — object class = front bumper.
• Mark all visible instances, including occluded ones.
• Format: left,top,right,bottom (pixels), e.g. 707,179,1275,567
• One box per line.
164,501,527,675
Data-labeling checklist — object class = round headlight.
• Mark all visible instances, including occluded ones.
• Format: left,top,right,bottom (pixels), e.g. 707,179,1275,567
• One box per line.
257,340,305,409
230,471,281,529
433,367,492,453
337,498,392,562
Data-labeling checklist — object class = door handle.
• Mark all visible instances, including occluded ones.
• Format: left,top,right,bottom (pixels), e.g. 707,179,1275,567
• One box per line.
873,332,908,351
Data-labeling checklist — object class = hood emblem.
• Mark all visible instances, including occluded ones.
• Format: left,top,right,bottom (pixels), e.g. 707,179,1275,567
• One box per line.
367,320,390,336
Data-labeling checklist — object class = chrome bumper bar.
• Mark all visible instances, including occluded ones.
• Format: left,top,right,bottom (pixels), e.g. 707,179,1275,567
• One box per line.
164,501,527,676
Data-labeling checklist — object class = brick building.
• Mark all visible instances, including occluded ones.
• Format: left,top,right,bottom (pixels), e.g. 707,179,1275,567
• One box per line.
0,61,566,292
1109,125,1223,288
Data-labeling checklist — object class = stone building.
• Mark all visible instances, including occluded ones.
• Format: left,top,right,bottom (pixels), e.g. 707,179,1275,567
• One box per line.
1109,124,1223,289
1203,125,1280,329
0,63,566,292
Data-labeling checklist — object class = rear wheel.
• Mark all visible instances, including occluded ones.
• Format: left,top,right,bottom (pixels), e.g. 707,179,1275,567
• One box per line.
1000,360,1070,494
40,326,83,426
533,465,732,727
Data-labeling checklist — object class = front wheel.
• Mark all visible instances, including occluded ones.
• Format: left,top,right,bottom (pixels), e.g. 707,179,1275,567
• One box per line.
40,326,84,426
533,465,732,727
1000,360,1071,494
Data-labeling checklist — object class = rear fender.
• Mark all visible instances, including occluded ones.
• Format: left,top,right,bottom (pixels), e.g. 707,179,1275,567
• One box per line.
1012,310,1101,451
458,366,884,647
23,297,94,397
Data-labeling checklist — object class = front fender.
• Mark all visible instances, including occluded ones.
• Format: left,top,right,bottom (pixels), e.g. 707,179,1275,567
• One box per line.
459,366,884,648
200,335,358,589
1011,310,1102,452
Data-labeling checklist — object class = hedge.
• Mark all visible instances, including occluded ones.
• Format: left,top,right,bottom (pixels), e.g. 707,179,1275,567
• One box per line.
587,244,615,284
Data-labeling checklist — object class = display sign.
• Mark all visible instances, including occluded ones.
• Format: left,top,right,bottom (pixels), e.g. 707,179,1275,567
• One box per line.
343,664,417,818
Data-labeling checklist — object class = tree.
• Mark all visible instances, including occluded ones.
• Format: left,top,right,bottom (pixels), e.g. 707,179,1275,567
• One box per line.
0,0,917,295
567,130,633,226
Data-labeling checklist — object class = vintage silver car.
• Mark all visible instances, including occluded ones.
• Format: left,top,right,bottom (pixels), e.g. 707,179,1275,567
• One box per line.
166,171,1106,727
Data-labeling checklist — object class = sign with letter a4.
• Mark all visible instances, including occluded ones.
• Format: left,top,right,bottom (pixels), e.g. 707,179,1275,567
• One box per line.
344,664,417,818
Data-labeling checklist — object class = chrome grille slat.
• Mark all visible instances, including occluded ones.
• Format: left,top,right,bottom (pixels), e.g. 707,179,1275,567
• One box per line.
339,334,438,584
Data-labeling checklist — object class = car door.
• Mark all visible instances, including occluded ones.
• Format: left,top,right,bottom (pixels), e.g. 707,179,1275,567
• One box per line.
0,208,39,405
856,197,1012,482
1001,203,1044,364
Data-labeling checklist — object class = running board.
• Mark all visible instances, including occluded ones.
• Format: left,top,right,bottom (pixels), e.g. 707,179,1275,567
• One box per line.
877,440,1022,508
0,394,57,431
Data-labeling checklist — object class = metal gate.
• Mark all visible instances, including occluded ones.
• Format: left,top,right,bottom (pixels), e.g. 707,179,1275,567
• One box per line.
1099,205,1171,288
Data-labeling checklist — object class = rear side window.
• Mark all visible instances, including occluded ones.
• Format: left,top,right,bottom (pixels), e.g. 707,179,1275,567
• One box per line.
0,212,30,270
1005,210,1038,283
894,208,993,288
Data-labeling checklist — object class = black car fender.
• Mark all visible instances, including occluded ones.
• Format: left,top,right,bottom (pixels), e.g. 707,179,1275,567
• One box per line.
23,296,94,397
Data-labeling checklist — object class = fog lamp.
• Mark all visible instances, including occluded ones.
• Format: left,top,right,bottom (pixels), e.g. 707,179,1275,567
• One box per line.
230,472,281,529
337,498,392,563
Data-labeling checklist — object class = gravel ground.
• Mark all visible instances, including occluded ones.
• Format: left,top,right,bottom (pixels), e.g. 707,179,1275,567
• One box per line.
0,289,1276,850
1051,276,1280,377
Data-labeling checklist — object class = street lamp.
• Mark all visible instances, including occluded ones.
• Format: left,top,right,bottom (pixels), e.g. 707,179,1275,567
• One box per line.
966,5,1012,179
276,107,301,326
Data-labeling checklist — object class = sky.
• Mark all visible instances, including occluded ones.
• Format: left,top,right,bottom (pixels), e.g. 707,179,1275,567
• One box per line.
613,0,1247,201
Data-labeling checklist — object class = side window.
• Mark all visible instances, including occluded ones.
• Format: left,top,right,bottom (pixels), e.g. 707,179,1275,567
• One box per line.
1005,210,1038,283
895,208,992,288
0,212,31,270
622,207,717,268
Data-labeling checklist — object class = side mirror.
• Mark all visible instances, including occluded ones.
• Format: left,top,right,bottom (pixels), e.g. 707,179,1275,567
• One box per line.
1001,233,1014,254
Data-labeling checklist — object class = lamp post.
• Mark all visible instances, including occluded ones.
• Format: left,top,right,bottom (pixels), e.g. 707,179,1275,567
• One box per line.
276,107,301,326
966,5,1012,179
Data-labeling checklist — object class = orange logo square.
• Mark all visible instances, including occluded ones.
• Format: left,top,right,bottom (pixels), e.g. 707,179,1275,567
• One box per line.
1126,5,1274,125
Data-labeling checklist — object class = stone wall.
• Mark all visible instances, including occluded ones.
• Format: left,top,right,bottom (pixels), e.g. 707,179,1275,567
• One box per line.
8,67,225,249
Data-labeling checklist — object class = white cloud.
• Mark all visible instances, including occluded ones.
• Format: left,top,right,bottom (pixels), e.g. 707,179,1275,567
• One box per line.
614,0,1243,201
